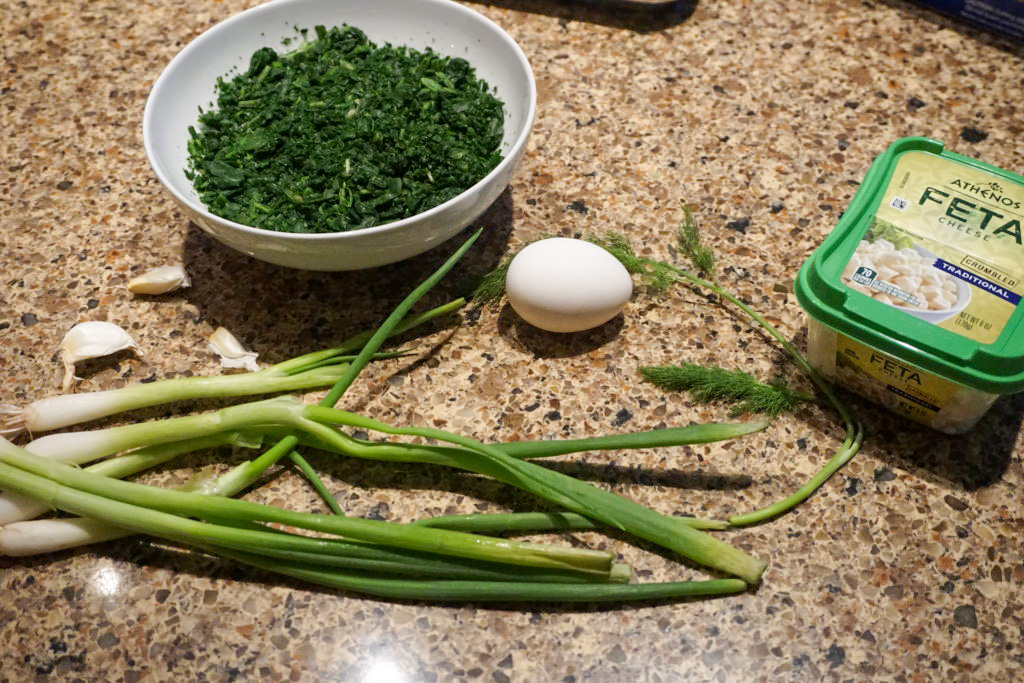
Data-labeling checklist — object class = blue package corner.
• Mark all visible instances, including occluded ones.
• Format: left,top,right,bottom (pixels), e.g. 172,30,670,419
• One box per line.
913,0,1024,41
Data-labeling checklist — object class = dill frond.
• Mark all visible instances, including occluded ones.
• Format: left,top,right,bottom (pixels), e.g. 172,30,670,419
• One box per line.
639,363,803,416
589,232,678,292
589,232,646,274
470,255,514,305
676,204,716,278
471,235,566,304
638,259,679,292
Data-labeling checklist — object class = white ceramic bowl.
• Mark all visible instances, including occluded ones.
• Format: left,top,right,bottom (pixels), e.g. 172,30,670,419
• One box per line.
144,0,535,271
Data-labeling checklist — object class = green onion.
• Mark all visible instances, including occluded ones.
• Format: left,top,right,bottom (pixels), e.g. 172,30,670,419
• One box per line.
0,398,762,545
220,547,748,603
279,419,769,467
303,407,768,584
0,299,462,438
412,511,728,533
0,416,759,552
0,227,771,602
16,396,304,467
0,440,616,576
0,432,257,526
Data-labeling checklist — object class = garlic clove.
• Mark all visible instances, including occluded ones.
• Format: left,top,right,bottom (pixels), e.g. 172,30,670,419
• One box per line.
208,327,260,372
127,264,191,295
60,321,143,391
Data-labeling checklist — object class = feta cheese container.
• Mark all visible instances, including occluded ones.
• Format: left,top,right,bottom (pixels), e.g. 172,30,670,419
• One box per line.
795,136,1024,433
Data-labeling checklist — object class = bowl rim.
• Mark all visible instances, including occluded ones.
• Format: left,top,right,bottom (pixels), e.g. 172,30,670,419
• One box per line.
142,0,537,242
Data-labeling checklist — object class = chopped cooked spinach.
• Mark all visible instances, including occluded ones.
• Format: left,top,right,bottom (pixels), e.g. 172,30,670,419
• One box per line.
185,25,505,233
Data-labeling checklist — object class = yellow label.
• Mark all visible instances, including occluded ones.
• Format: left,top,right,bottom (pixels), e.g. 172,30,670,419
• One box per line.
840,151,1024,344
834,336,961,426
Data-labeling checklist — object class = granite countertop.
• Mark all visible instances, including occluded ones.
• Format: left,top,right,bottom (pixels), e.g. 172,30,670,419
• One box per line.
2,0,1022,680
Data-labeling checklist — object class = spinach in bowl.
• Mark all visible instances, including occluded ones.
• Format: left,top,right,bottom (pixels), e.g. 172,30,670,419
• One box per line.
185,25,505,234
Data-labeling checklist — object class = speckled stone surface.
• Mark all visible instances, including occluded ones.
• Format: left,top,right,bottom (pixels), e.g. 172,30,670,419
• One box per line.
1,0,1022,680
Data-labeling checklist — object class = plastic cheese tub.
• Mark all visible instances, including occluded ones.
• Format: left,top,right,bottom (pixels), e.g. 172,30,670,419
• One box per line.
795,136,1024,434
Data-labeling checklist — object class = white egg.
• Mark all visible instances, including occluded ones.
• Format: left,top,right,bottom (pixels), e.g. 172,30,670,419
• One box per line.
505,237,633,333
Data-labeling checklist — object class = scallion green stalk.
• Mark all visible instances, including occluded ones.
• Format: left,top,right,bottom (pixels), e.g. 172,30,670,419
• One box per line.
0,512,628,584
19,396,301,466
287,449,345,515
648,258,863,526
0,437,616,576
271,419,769,465
590,216,864,527
303,406,768,584
0,415,761,552
0,432,258,525
412,511,728,533
219,547,748,603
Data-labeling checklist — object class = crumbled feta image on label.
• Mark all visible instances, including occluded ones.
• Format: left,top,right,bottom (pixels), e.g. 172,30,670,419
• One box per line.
842,237,968,319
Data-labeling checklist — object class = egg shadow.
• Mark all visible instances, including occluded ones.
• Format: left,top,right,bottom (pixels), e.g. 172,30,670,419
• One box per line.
495,302,626,357
177,188,517,365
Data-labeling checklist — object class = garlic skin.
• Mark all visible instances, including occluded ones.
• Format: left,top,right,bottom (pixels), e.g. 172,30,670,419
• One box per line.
127,264,191,295
208,327,260,372
60,321,143,391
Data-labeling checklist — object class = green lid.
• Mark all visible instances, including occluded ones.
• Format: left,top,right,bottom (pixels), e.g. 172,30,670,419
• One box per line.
795,136,1024,395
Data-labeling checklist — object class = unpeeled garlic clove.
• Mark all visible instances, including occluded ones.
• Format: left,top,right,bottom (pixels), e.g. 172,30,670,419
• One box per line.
60,321,143,391
127,264,191,295
208,327,260,372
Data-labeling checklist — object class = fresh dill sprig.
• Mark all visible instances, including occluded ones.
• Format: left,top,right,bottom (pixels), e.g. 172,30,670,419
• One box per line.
676,203,716,278
588,233,678,292
639,364,808,416
469,234,557,305
619,207,861,527
471,255,515,304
